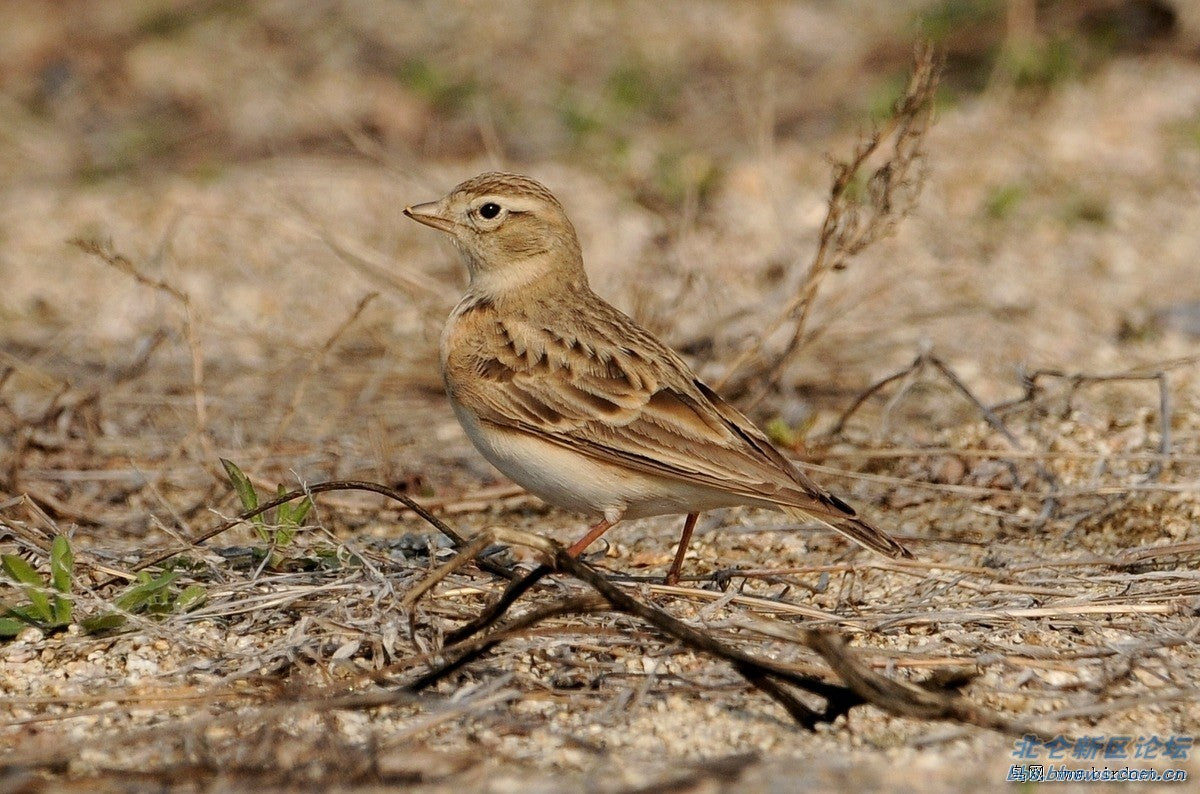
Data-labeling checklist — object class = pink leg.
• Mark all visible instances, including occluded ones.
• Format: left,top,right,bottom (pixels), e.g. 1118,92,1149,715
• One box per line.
665,512,699,585
566,516,618,557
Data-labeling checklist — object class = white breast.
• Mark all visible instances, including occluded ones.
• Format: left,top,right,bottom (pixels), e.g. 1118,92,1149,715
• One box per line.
448,397,746,521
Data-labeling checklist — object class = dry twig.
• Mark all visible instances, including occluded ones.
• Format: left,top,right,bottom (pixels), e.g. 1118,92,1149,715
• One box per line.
396,525,1034,734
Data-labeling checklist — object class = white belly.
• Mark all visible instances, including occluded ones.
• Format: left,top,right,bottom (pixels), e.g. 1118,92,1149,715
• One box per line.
449,399,746,521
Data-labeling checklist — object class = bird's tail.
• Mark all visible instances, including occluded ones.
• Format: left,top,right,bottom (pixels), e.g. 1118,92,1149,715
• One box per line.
781,506,912,559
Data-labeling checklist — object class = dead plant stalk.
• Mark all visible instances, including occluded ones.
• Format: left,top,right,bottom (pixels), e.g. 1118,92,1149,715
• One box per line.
719,43,939,405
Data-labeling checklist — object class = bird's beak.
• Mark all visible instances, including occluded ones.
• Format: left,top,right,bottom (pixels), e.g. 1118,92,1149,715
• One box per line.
403,201,457,234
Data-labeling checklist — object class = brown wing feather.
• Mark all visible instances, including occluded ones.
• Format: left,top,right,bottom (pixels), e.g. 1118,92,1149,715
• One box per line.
445,293,909,557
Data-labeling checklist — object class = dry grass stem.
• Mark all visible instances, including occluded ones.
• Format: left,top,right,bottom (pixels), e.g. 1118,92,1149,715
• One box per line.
70,238,210,439
718,43,939,401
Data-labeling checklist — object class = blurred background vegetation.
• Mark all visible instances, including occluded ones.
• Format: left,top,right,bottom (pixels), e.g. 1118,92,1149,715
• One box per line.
0,0,1187,200
1,0,1197,466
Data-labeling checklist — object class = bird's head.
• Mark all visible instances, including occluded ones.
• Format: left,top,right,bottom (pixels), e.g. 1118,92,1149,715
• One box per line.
405,172,586,297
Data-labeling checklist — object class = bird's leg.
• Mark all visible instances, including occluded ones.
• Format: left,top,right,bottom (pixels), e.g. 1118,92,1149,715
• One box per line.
664,512,699,585
566,516,619,557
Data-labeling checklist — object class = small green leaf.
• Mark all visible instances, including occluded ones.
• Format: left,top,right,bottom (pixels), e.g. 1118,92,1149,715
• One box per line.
80,613,127,633
49,536,73,625
0,617,29,637
271,487,308,548
220,458,262,525
275,488,311,549
148,570,181,588
2,599,40,618
114,587,152,613
115,571,179,612
275,484,289,515
4,604,39,621
51,595,72,626
175,585,207,612
765,418,798,448
289,496,313,527
2,554,44,587
49,536,73,593
2,555,52,622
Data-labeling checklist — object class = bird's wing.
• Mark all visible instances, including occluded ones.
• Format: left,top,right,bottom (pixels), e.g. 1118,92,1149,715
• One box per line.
446,298,908,557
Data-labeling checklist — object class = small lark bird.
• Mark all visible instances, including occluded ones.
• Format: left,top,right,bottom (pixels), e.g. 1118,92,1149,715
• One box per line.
405,172,909,583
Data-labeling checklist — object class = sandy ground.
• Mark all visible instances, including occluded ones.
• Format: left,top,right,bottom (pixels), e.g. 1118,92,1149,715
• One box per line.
2,2,1199,791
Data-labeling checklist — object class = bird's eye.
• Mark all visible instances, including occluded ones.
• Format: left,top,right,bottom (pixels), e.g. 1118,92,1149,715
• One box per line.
478,202,501,219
